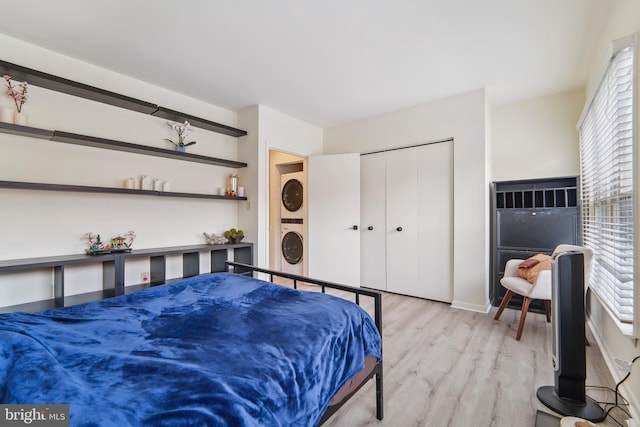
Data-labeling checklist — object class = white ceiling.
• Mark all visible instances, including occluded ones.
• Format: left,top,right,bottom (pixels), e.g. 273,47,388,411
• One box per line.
0,0,614,128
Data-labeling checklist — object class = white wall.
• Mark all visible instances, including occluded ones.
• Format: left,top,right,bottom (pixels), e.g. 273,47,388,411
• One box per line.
0,34,243,305
237,104,322,270
490,89,584,182
579,0,640,419
324,89,489,311
237,105,261,268
261,106,324,156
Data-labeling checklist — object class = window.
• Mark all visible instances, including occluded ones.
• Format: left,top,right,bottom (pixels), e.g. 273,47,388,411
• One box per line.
578,34,637,332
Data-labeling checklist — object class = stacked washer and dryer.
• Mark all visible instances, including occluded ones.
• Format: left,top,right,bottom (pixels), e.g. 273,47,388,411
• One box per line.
280,172,305,275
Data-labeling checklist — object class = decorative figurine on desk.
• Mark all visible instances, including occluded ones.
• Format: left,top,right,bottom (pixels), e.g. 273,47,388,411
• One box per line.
166,120,196,152
82,232,103,252
203,232,228,245
82,230,136,254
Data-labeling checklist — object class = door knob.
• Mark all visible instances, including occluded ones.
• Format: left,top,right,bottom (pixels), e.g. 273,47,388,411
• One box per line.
396,226,403,232
367,226,374,231
352,225,359,230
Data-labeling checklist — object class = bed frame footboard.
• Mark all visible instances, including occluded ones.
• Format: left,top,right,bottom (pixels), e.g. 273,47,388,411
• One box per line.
225,262,384,423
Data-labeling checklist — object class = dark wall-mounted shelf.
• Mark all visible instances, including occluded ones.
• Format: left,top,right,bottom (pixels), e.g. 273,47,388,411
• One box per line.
0,121,54,139
0,180,248,201
151,107,246,138
0,59,247,137
0,122,247,168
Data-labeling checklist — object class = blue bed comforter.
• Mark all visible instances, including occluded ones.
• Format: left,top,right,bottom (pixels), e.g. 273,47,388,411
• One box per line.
0,273,381,426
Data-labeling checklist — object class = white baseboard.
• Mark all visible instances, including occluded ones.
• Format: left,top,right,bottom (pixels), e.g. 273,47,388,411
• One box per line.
450,299,491,313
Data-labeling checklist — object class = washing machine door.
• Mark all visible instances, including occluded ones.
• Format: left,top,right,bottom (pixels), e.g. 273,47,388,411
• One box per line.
281,231,303,264
281,179,303,213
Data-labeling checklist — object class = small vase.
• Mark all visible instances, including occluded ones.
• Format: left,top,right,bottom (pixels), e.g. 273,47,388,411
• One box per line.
140,175,152,190
176,145,186,153
13,111,28,126
0,108,13,123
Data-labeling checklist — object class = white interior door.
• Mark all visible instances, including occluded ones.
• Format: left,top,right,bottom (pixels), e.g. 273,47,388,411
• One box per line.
417,141,453,302
307,154,361,286
385,148,419,296
360,153,386,290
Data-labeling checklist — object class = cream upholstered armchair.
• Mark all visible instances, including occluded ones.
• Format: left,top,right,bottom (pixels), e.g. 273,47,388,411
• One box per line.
494,244,593,340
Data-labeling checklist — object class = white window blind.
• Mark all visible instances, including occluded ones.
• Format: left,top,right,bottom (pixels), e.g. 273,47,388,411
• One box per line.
579,39,635,324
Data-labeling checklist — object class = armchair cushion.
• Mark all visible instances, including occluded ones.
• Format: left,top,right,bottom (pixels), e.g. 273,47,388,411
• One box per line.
517,254,551,283
501,264,552,300
504,259,525,278
501,276,534,295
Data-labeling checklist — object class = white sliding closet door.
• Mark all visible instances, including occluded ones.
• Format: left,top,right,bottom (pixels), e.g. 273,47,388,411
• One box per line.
417,141,453,302
386,148,420,296
360,141,453,302
361,153,387,290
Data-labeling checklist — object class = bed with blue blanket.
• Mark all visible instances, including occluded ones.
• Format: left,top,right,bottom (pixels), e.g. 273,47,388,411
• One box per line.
0,269,382,426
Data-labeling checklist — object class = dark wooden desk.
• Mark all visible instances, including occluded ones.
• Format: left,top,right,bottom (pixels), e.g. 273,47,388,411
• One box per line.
0,243,253,312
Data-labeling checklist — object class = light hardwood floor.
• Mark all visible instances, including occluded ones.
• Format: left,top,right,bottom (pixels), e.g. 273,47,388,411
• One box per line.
277,279,630,427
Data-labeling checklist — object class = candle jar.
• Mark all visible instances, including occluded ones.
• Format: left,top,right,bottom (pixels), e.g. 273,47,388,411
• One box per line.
226,174,239,196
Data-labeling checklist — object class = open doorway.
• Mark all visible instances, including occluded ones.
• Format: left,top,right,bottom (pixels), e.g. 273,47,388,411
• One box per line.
269,150,305,273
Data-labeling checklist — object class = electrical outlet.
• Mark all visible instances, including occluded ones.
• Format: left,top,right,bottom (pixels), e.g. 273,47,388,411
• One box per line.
141,272,150,283
615,358,632,373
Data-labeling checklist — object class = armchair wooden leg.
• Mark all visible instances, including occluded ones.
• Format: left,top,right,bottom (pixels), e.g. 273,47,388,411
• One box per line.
516,297,532,341
544,300,551,322
494,290,515,321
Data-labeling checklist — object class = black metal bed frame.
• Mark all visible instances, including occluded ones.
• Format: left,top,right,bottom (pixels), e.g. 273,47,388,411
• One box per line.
225,262,384,424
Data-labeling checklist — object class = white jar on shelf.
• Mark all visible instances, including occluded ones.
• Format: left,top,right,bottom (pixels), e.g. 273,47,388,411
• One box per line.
141,175,152,190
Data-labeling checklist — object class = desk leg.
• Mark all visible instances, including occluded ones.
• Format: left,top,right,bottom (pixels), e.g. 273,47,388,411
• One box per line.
150,256,166,285
114,255,125,295
183,252,199,277
211,249,227,273
103,260,115,292
54,265,64,307
233,245,253,275
103,255,125,296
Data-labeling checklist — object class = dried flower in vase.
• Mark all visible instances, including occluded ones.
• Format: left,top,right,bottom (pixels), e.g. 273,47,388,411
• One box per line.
3,75,28,113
